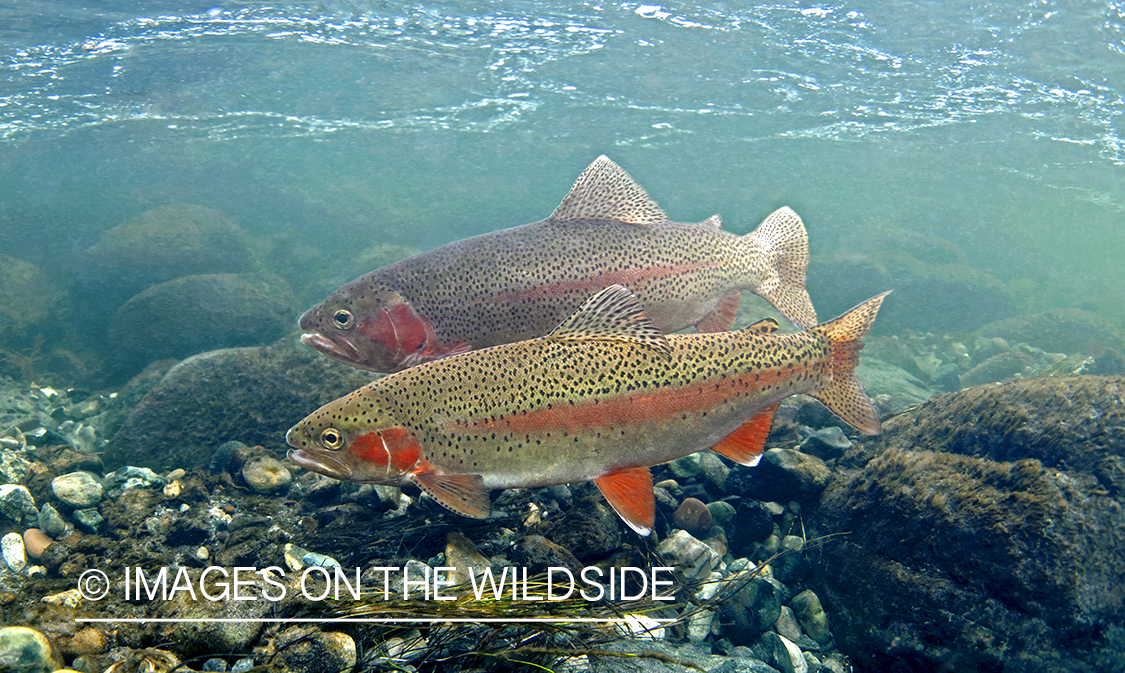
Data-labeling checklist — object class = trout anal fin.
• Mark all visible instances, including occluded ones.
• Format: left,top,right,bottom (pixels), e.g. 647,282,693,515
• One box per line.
711,403,778,466
696,290,741,333
411,471,491,519
594,467,655,536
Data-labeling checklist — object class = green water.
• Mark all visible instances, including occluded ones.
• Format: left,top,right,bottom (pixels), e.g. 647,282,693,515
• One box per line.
1,0,1123,383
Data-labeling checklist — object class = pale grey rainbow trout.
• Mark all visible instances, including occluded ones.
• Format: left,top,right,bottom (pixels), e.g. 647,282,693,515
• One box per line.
287,285,887,535
299,156,816,373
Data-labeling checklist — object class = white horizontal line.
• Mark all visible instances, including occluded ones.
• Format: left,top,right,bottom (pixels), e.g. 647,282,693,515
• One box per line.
76,617,677,624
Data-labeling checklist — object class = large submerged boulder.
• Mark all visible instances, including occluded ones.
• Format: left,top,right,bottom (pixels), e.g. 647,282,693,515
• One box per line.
105,342,376,472
808,376,1125,672
107,273,297,375
974,309,1125,356
81,204,256,296
808,228,1013,335
0,253,66,351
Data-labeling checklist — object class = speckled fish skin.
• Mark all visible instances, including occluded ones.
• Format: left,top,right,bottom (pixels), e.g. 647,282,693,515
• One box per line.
287,285,886,535
299,155,815,373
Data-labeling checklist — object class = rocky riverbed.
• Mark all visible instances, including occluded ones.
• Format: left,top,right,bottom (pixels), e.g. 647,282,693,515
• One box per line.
2,336,1125,672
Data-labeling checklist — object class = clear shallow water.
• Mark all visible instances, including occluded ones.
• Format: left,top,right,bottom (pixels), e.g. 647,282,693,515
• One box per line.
2,1,1124,350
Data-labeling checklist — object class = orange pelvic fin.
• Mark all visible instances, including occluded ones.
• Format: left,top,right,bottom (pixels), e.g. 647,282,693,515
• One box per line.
696,289,741,333
810,292,890,435
594,466,655,536
711,402,779,466
411,470,491,519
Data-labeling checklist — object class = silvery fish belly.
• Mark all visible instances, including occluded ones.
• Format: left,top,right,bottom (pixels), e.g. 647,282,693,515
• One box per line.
299,155,816,373
287,285,887,536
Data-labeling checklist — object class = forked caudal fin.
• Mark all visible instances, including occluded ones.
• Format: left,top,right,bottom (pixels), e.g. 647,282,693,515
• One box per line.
809,292,891,436
746,207,817,330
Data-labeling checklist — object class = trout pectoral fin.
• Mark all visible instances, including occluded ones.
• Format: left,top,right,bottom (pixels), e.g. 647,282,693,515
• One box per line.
594,467,655,537
411,471,491,519
696,290,741,333
711,402,779,467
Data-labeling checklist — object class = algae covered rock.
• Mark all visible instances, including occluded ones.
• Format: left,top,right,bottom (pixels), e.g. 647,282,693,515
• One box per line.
0,253,66,351
975,308,1125,356
81,204,256,296
108,273,297,373
808,376,1125,672
808,228,1013,334
105,342,375,471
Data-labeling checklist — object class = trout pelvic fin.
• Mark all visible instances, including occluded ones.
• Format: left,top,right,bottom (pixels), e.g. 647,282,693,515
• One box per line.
696,289,741,333
810,292,891,435
595,467,655,536
711,402,779,466
549,155,669,225
547,285,672,358
411,471,491,519
746,207,817,330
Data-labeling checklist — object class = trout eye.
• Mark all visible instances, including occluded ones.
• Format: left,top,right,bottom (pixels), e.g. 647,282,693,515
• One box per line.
332,309,355,330
320,428,344,450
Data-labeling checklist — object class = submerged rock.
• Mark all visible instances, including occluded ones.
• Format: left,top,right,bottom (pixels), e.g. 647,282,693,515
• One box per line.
809,376,1125,672
0,627,63,673
108,272,297,374
105,342,375,471
0,253,66,353
80,204,256,302
975,309,1125,356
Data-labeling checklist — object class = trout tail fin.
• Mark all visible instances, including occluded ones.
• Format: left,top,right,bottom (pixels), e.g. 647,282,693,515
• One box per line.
744,207,817,330
809,292,890,435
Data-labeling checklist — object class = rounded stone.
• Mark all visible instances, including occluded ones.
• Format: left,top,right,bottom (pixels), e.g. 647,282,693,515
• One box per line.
789,589,832,645
22,528,52,560
2,532,27,573
51,471,104,508
241,456,293,494
274,627,357,673
0,626,64,673
0,484,37,524
37,502,67,538
671,497,713,536
72,508,104,533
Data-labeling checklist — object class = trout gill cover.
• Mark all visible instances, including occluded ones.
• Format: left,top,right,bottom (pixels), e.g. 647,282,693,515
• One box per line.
287,285,888,535
299,156,816,372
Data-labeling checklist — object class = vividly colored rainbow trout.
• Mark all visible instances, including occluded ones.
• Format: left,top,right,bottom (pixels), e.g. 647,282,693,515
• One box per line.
287,285,887,535
299,156,816,373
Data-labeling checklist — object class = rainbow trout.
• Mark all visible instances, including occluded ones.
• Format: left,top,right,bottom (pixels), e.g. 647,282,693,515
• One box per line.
299,156,816,373
287,285,887,535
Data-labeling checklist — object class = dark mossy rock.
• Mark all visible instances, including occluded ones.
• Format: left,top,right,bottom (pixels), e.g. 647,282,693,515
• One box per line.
107,273,297,376
869,375,1125,472
104,342,376,472
542,498,622,562
808,376,1125,672
80,204,256,300
808,242,1013,335
975,309,1125,356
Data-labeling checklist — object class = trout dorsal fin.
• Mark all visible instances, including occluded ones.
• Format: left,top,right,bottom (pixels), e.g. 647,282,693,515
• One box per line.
700,214,722,228
547,285,672,358
549,155,669,225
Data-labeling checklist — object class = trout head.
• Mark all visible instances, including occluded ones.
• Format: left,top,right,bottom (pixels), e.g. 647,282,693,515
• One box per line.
299,285,469,373
285,388,424,486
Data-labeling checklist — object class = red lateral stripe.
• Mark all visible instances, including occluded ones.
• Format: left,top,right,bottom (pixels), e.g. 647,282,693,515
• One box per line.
485,261,714,303
444,363,815,437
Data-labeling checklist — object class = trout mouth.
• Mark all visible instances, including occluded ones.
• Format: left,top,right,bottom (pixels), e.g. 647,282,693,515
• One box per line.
286,448,354,481
301,332,363,364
